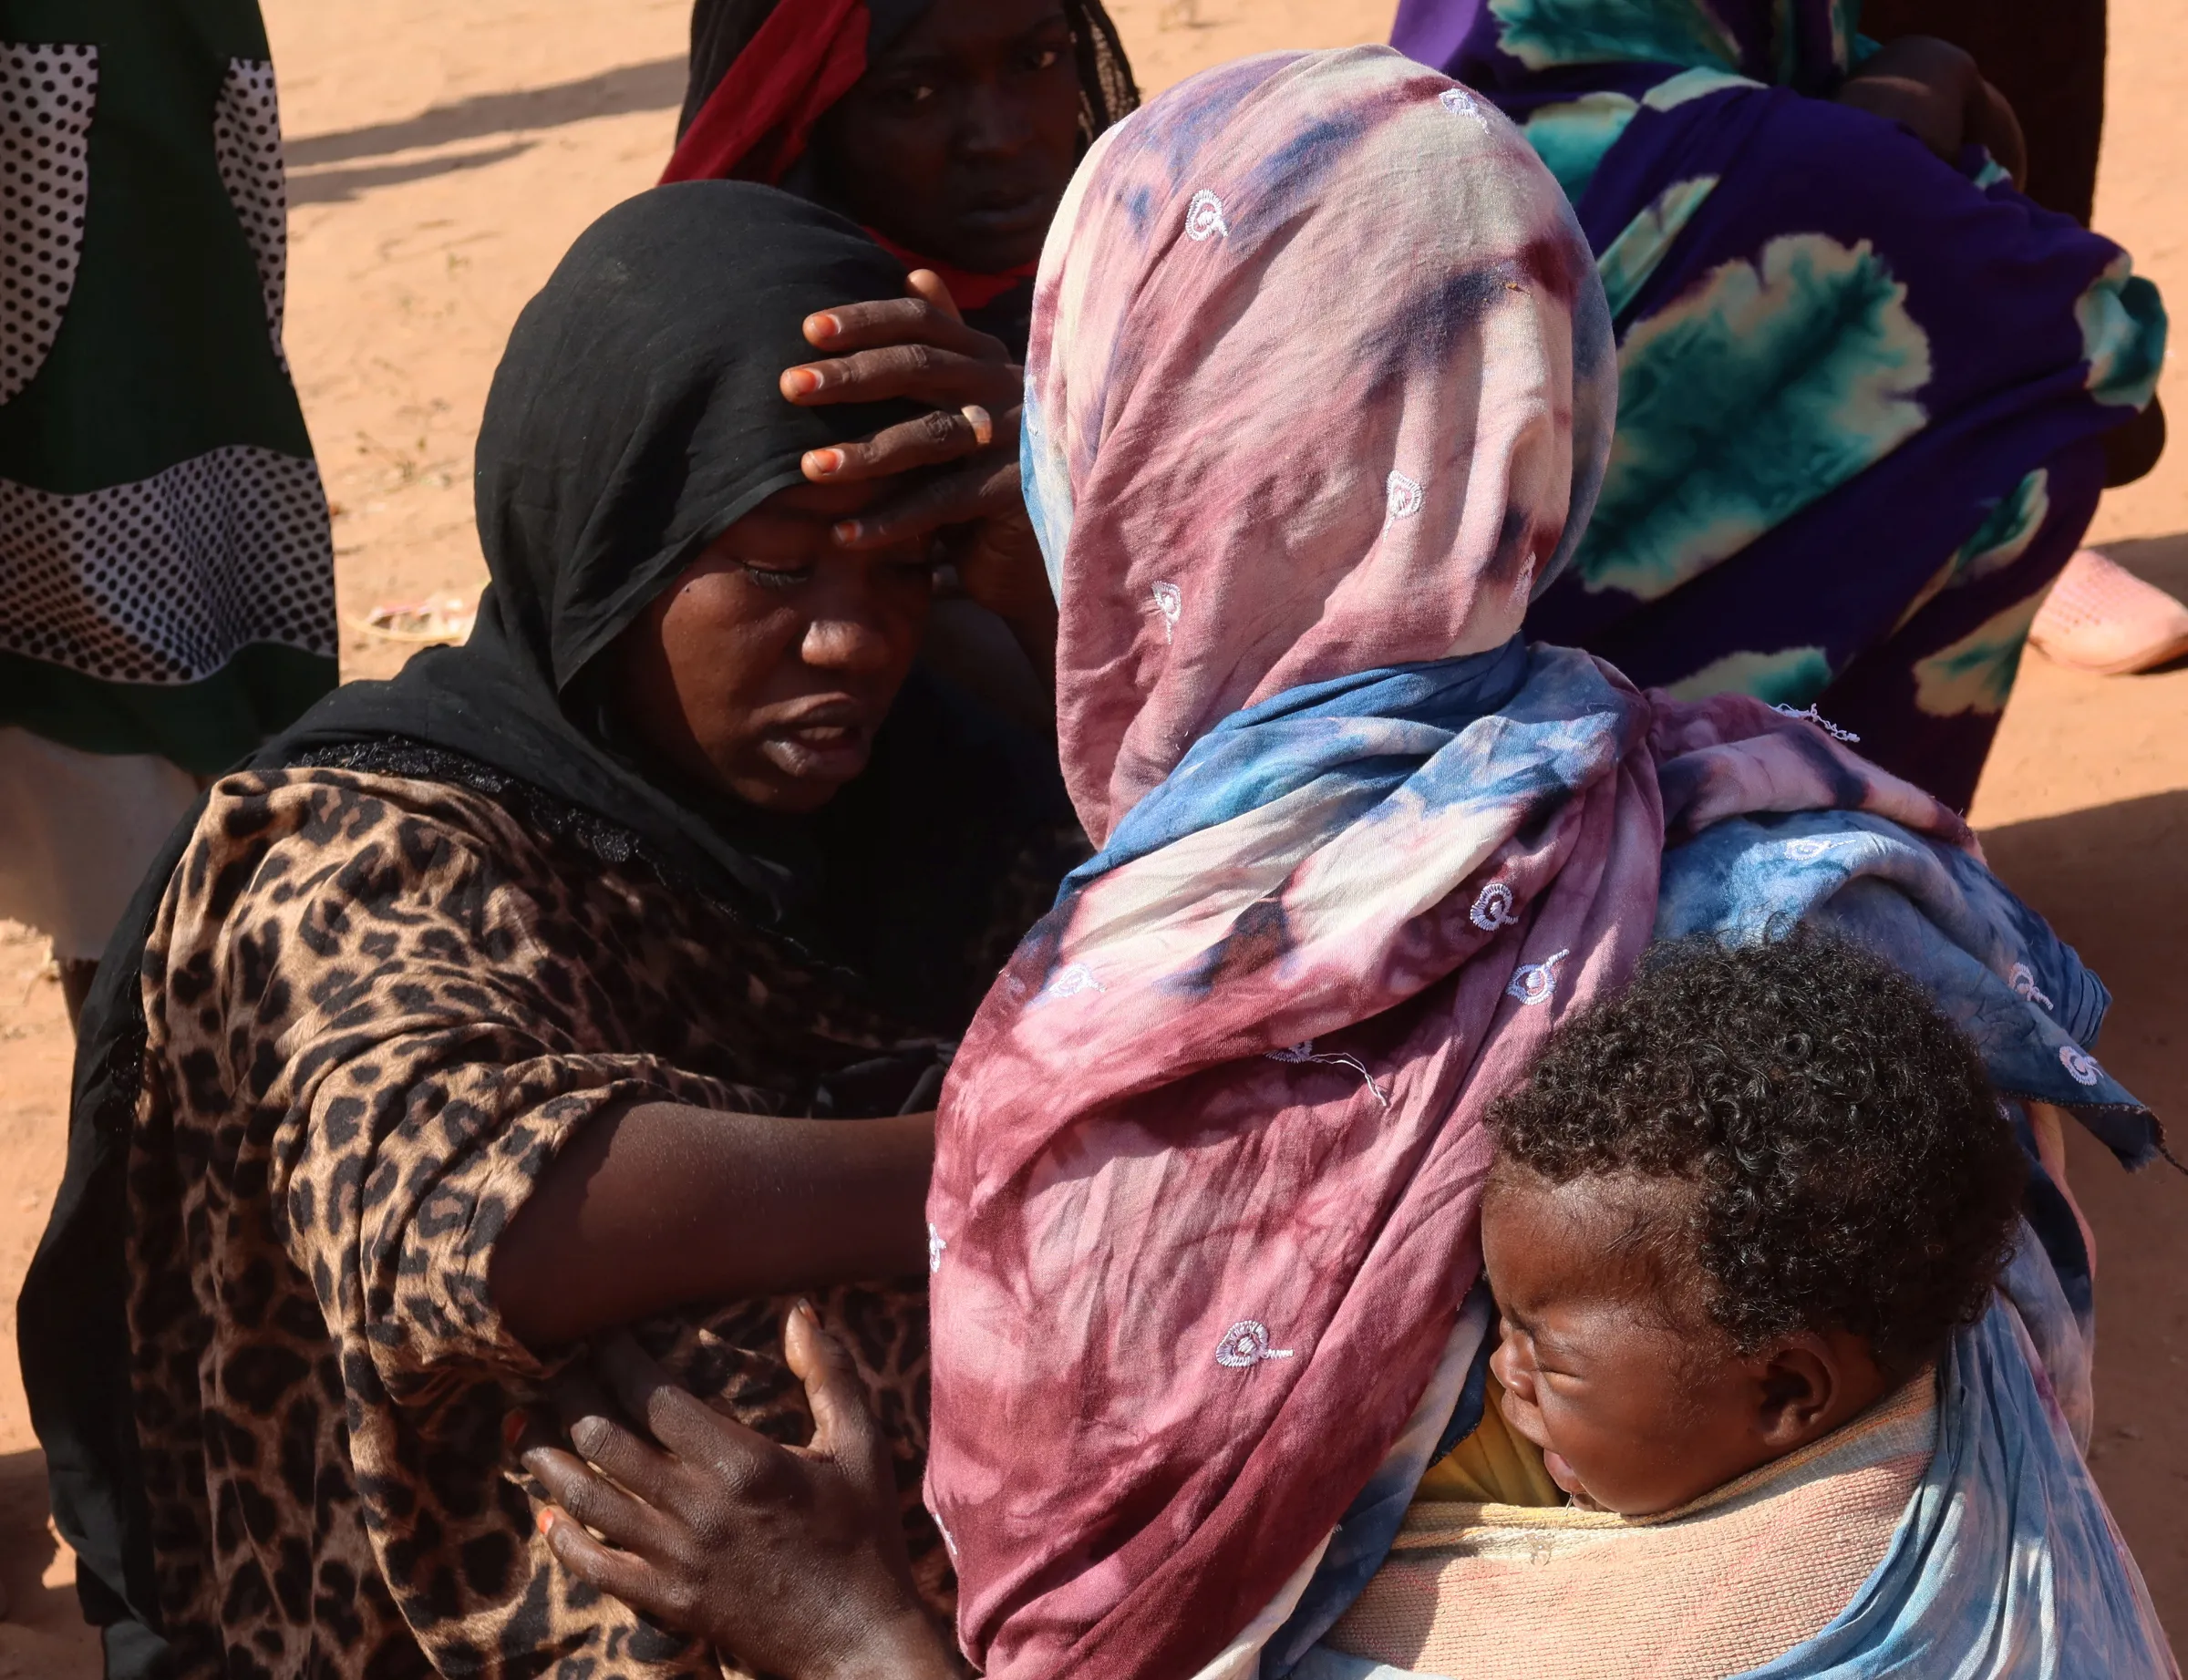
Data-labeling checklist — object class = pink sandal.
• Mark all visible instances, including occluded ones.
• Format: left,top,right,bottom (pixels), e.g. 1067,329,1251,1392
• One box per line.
2028,549,2188,676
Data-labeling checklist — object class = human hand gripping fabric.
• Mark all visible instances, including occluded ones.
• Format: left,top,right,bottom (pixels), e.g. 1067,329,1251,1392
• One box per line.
782,271,1056,679
1834,36,2165,488
1833,35,2027,184
521,1311,960,1680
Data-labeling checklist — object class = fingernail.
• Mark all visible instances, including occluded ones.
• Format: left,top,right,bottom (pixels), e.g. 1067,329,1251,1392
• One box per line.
805,448,843,477
502,1410,526,1448
783,366,821,397
796,1297,820,1325
961,405,994,447
831,520,862,544
536,1509,554,1536
807,312,841,340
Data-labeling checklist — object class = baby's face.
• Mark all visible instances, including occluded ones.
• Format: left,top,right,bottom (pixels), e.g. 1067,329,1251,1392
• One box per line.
1481,1168,1814,1517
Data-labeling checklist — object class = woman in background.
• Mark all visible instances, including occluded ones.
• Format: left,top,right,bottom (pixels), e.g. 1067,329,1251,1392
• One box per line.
1393,0,2111,222
1856,0,2188,677
672,0,1136,355
1396,0,2168,808
673,0,1139,730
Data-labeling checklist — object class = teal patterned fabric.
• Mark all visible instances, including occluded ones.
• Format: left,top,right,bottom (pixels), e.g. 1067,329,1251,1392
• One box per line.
1404,0,2168,809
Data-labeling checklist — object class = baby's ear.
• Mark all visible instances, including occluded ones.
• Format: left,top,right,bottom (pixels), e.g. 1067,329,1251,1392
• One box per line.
1749,1328,1883,1449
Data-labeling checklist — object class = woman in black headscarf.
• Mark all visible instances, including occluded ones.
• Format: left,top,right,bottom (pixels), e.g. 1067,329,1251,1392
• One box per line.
668,0,1137,356
20,183,1073,1680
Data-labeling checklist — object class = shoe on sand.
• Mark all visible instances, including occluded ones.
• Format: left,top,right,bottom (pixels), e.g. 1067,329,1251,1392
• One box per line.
2028,549,2188,676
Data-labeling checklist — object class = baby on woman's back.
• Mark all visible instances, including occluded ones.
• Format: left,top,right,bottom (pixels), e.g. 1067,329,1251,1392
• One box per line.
1474,930,2028,1516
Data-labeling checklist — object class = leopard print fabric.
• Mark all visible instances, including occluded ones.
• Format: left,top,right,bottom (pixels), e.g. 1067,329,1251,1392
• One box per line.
126,767,964,1678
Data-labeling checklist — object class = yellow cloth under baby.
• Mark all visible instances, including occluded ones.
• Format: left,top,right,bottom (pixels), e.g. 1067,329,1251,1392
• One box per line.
1412,1370,1565,1508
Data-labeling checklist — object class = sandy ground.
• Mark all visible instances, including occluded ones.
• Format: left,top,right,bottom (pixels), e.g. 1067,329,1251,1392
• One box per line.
3,0,2185,1667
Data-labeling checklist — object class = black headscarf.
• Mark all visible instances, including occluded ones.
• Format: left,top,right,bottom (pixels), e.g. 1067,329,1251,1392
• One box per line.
22,182,1074,1675
250,180,1068,975
281,182,927,912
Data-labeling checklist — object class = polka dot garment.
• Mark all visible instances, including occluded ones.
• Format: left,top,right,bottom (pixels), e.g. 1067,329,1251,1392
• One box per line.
0,44,97,406
0,447,335,683
0,5,335,773
212,57,287,367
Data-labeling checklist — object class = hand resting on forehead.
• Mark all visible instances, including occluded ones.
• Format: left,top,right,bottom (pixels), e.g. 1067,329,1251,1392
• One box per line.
779,266,1058,727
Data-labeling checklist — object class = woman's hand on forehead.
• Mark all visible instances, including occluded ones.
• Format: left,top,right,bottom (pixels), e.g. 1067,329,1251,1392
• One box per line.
780,271,1022,531
779,271,1054,658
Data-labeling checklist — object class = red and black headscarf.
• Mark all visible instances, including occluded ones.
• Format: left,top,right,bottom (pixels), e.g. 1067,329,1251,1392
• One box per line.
666,0,1137,319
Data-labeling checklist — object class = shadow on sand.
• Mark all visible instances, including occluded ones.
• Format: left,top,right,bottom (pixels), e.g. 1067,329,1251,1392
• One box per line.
286,57,686,173
290,141,539,206
1980,788,2188,1642
0,1446,100,1673
2100,530,2188,593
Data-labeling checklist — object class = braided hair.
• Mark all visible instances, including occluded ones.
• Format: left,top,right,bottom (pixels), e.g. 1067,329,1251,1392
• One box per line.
1064,0,1141,149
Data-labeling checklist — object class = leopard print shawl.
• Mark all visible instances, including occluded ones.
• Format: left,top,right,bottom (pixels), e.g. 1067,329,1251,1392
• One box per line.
124,763,986,1678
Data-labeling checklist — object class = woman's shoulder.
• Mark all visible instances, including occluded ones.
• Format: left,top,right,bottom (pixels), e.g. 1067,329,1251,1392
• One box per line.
161,758,770,1004
147,761,722,1058
163,760,607,953
185,761,538,881
207,758,511,828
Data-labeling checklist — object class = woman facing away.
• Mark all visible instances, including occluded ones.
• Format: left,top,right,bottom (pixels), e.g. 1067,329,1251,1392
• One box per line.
1389,0,2188,678
20,184,1076,1679
515,48,2169,1680
671,0,1138,356
1393,0,2169,809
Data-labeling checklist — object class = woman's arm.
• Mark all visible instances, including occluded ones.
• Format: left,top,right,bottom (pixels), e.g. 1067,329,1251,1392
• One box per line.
522,1311,962,1679
490,1103,934,1349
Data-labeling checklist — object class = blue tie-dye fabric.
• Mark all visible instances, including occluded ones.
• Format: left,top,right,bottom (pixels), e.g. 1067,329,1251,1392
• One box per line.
1656,809,2153,1162
1068,637,1533,885
1395,0,2169,810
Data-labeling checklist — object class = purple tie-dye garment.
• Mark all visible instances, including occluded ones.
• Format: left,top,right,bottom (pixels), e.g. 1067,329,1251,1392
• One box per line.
925,48,1987,1680
1392,0,2167,810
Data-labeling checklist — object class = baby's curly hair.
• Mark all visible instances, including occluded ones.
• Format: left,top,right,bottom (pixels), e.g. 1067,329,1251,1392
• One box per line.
1489,930,2027,1376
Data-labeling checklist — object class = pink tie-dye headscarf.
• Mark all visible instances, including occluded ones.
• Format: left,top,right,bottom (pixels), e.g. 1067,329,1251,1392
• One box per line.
1024,46,1615,844
926,46,1969,1680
